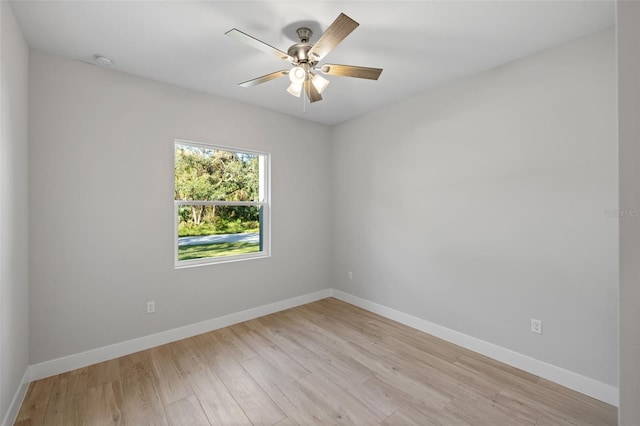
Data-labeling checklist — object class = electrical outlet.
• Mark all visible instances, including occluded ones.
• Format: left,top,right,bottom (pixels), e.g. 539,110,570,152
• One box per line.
530,318,542,334
348,271,353,280
147,301,155,314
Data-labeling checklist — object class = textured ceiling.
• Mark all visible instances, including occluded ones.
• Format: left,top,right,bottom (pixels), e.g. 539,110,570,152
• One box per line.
10,1,615,125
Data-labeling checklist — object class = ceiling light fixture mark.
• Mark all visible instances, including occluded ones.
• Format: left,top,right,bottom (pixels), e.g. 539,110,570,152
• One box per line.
94,54,113,67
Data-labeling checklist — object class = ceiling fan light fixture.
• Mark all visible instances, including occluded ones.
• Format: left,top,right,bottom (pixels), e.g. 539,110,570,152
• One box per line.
289,66,307,84
311,73,330,94
287,82,303,97
227,13,382,108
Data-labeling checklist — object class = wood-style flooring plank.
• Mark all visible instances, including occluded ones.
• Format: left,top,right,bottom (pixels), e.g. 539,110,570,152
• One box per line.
147,345,193,405
15,376,55,424
86,358,121,390
61,392,86,426
83,381,123,425
257,313,371,384
56,368,89,395
184,366,251,426
395,404,472,426
382,407,464,426
214,326,259,361
536,377,618,424
208,353,285,425
229,321,310,382
446,393,537,426
294,373,381,424
241,354,337,424
277,310,385,382
381,410,421,426
118,352,169,426
272,417,298,426
15,298,617,426
496,383,614,426
297,372,383,423
164,395,210,426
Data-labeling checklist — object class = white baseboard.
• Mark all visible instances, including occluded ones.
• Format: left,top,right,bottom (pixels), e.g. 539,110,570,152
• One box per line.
24,287,618,409
330,289,619,407
29,289,332,382
1,368,31,426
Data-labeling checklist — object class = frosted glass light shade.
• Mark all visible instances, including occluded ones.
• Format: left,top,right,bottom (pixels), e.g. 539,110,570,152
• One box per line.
287,82,303,97
289,66,306,84
311,73,329,94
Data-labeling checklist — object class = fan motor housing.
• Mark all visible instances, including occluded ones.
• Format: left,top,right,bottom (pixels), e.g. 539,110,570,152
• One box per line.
287,43,313,64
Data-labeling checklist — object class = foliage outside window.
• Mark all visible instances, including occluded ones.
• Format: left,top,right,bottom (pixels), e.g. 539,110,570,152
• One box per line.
174,140,269,267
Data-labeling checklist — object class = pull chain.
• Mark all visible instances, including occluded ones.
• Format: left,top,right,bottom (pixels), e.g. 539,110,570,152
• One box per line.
303,82,307,113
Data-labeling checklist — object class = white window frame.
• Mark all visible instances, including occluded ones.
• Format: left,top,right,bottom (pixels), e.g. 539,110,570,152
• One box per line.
174,139,270,268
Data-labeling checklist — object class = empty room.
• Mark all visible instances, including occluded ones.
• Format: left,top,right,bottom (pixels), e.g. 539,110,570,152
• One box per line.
2,1,639,425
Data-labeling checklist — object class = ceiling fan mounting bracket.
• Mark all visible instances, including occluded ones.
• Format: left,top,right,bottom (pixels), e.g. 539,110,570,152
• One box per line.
296,27,312,43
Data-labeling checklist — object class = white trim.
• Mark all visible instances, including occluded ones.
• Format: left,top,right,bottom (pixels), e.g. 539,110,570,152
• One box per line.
173,140,271,269
23,288,618,408
28,289,331,382
174,248,270,269
174,138,269,158
1,368,31,426
330,289,619,406
175,200,268,207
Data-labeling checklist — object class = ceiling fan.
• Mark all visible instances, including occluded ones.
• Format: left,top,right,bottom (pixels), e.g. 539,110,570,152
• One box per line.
225,13,383,104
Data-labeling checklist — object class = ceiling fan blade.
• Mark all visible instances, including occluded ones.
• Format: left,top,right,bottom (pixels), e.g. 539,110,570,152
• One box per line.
304,80,323,103
320,64,383,80
308,13,359,62
238,70,289,88
226,29,294,63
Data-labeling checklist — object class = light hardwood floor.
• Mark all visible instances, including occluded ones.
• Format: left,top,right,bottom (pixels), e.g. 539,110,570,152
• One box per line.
15,298,616,425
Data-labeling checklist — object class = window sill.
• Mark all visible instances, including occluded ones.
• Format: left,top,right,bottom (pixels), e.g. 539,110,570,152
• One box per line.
174,252,271,269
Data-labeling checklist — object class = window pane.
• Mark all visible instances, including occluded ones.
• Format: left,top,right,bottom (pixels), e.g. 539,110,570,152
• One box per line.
177,205,263,261
175,144,261,202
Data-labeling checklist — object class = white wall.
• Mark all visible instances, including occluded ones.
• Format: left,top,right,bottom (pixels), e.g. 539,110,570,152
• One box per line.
0,1,30,422
331,29,617,387
617,1,640,423
28,51,331,364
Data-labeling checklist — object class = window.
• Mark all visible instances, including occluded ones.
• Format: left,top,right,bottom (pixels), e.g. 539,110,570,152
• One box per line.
174,140,270,267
